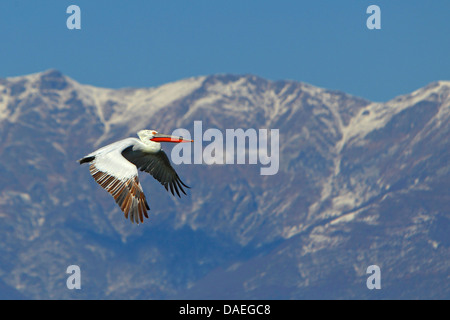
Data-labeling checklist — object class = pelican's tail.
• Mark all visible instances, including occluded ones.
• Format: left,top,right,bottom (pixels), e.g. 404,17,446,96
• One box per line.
78,156,95,165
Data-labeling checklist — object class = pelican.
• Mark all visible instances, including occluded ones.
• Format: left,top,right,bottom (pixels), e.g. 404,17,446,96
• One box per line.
78,130,193,224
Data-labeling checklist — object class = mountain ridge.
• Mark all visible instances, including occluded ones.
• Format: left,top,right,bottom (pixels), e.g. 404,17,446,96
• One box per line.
0,70,448,299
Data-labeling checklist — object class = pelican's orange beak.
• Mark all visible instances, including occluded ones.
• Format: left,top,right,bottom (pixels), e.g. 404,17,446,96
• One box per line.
150,133,193,143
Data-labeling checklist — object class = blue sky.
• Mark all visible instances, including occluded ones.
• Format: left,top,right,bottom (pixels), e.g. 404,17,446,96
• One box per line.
0,0,448,101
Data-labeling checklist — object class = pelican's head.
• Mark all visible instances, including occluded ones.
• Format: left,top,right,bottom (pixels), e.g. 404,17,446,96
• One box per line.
137,129,193,144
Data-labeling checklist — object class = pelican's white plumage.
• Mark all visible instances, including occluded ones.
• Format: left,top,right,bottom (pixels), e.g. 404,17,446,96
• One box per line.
78,130,192,224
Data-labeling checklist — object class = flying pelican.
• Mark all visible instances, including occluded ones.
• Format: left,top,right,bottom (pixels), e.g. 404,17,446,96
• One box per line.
78,130,193,224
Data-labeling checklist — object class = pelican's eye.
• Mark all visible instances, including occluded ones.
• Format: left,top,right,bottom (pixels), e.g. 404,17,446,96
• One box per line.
152,131,157,135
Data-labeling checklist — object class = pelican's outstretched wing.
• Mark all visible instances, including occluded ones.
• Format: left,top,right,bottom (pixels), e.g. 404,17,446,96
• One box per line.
122,147,190,198
80,140,150,224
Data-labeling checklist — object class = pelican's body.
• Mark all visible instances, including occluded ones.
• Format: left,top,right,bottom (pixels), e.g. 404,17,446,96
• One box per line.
78,130,192,224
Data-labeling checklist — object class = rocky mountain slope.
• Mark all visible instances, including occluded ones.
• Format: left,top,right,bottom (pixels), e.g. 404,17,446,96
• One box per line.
0,70,448,299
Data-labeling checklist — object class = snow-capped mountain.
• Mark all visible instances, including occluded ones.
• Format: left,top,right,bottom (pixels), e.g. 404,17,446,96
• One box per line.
0,70,448,299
